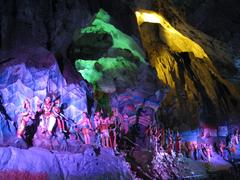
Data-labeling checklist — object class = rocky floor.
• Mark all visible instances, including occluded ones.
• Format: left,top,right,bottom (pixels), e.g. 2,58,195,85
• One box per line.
124,145,240,180
0,146,134,180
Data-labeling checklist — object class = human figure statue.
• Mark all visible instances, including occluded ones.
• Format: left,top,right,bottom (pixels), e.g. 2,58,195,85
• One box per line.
155,128,162,152
225,133,233,161
93,111,102,145
230,133,237,154
17,99,35,138
39,96,53,134
109,109,119,150
152,128,160,153
78,112,92,144
219,141,225,157
94,111,101,130
46,97,57,135
121,114,129,135
175,131,182,157
100,115,110,147
206,144,212,162
52,98,66,133
233,129,239,145
167,131,174,156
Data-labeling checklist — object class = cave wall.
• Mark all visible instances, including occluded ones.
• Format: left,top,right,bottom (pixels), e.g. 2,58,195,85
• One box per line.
1,0,240,130
0,0,143,84
172,0,240,56
135,2,240,129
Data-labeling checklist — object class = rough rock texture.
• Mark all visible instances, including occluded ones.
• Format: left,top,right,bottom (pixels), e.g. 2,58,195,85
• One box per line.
0,0,140,54
0,47,87,142
152,151,207,179
135,2,240,128
0,146,134,180
1,0,240,132
172,0,240,56
0,117,15,144
71,9,164,114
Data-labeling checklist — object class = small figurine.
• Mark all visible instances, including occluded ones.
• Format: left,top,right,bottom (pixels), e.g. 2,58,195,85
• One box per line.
205,144,212,162
109,109,119,150
94,111,101,130
52,98,66,133
39,96,53,133
233,129,239,145
219,141,225,157
226,133,233,161
100,115,110,147
167,131,174,156
17,99,35,138
230,134,237,154
78,112,92,144
185,142,193,158
175,131,182,157
121,114,129,135
155,128,162,151
152,128,160,153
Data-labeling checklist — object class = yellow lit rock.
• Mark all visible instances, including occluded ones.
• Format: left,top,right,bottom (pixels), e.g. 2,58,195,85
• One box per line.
135,8,240,128
135,10,208,59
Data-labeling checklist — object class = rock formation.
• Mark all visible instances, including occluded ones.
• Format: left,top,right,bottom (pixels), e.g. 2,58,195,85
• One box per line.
0,146,134,180
134,1,240,129
0,47,87,143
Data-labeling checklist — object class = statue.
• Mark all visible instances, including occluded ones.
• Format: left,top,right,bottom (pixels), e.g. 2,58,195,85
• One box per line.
17,99,35,138
77,112,92,144
52,98,66,133
175,131,182,157
100,115,110,147
109,108,119,150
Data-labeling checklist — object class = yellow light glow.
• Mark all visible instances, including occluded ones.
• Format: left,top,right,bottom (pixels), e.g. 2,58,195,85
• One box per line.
135,10,208,59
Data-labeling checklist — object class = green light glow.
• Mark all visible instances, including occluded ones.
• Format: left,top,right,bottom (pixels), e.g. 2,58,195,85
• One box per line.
74,9,145,93
75,57,137,84
81,9,145,62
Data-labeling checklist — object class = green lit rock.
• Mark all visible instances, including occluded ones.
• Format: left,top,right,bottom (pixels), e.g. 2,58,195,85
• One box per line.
73,9,163,113
72,9,147,93
70,9,145,62
75,57,138,92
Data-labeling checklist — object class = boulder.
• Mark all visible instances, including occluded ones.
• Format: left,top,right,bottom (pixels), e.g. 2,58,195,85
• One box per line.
0,146,134,180
0,47,87,143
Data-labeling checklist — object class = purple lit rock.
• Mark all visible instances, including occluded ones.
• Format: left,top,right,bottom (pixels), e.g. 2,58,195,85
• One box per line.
0,47,87,141
0,146,134,180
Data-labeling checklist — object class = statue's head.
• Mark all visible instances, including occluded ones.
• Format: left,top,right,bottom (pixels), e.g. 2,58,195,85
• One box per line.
23,99,30,109
44,96,52,104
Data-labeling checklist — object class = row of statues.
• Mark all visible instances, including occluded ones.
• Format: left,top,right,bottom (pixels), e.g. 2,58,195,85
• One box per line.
147,127,239,162
2,93,240,160
17,96,67,138
16,95,131,151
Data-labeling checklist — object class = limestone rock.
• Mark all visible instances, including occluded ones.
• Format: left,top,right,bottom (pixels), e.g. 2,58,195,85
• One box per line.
0,146,134,180
0,47,87,142
136,8,240,128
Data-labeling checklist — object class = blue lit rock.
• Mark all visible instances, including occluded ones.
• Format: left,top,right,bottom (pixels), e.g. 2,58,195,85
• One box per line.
0,146,134,180
0,47,87,142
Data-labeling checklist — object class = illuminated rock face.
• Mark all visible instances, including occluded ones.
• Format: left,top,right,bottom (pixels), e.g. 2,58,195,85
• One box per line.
136,9,240,128
71,9,146,92
0,47,87,139
0,146,134,180
70,9,164,113
1,0,239,130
